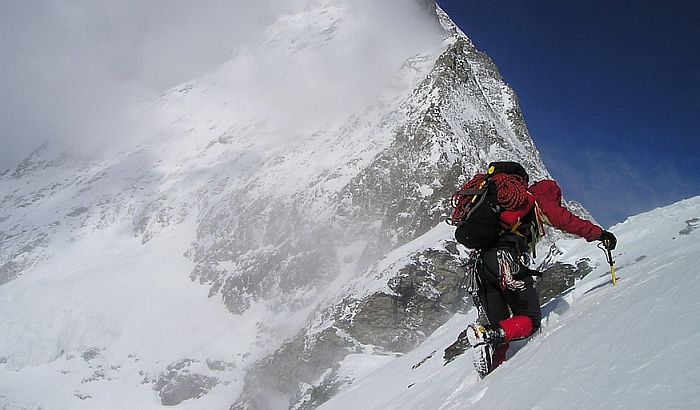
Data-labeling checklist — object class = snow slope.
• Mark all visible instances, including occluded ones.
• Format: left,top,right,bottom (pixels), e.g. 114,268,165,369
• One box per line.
319,196,700,410
0,220,248,409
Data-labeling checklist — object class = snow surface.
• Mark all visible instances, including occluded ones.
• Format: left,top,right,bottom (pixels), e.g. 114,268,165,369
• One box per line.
319,196,700,410
0,219,249,409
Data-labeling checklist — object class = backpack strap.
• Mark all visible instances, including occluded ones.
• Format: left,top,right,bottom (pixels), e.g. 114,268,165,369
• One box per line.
456,188,487,196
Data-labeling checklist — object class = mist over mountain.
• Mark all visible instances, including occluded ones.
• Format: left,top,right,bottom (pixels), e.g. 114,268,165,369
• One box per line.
0,0,442,170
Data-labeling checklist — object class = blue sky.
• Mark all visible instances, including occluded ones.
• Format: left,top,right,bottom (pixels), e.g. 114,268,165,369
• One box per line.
437,0,700,228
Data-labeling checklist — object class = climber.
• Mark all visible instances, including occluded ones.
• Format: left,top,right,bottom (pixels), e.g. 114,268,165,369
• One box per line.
448,161,617,376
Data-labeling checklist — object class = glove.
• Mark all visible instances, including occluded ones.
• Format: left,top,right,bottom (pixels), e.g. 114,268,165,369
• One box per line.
599,230,617,250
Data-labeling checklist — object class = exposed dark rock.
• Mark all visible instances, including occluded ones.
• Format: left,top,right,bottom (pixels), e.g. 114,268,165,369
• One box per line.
153,359,220,406
0,260,20,286
74,393,92,400
0,232,49,285
293,366,347,410
67,207,90,218
81,369,107,383
206,359,235,372
537,260,593,303
231,327,354,410
679,217,699,236
345,248,467,352
233,244,469,410
81,348,103,362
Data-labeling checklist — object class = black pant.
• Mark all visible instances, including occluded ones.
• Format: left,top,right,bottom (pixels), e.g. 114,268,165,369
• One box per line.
477,246,542,330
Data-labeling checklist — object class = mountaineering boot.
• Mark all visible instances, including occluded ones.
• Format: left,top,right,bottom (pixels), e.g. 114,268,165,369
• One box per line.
472,342,493,378
465,323,505,378
465,323,505,347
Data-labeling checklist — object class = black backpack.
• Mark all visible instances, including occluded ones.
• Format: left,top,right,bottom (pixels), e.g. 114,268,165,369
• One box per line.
450,162,529,250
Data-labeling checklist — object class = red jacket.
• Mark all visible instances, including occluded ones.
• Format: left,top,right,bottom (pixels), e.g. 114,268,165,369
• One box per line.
529,180,603,242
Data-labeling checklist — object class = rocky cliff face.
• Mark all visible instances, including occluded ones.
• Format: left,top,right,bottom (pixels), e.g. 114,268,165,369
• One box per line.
0,3,596,409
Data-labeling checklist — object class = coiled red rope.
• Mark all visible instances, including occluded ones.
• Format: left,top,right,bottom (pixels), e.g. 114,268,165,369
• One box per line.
491,174,528,210
449,173,529,225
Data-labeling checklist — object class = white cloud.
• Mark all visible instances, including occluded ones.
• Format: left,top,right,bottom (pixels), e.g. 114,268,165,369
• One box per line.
0,0,443,169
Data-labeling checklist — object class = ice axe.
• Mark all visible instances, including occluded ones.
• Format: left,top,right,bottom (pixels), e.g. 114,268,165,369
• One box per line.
598,242,617,286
